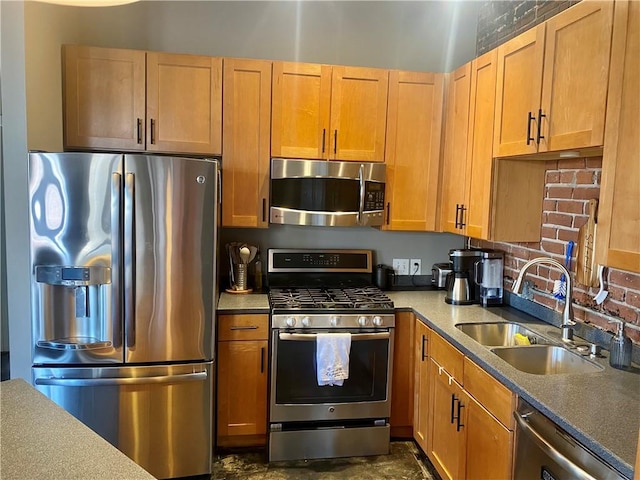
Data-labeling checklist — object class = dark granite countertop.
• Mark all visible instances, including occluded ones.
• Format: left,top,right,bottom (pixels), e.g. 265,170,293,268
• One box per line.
218,291,639,478
0,379,156,480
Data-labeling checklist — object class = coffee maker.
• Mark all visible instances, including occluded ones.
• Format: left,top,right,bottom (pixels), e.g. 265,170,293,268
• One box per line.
445,249,482,305
445,249,504,306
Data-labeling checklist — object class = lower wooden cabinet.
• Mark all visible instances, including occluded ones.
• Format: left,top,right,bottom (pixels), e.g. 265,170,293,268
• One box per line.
424,332,515,480
216,314,269,447
413,319,431,452
390,311,416,437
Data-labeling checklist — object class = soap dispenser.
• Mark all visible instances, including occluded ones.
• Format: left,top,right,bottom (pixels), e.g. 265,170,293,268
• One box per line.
609,321,632,370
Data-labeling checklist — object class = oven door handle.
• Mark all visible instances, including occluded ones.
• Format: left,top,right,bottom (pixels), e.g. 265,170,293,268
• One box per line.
278,332,390,341
513,411,599,480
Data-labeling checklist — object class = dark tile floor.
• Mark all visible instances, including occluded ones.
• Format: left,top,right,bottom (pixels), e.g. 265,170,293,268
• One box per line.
210,441,440,480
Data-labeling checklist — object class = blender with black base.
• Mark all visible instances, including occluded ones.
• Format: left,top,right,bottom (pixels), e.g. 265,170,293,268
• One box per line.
476,250,504,306
445,249,482,305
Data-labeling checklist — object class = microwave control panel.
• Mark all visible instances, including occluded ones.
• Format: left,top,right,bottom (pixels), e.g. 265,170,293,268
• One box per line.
364,182,385,210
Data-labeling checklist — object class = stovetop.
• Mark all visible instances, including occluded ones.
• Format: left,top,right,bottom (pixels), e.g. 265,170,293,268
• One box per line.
268,286,394,311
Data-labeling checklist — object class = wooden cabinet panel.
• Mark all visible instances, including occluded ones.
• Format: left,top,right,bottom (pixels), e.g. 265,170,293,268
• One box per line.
63,45,146,151
540,1,614,152
271,62,388,162
597,0,640,273
493,25,545,157
330,66,388,162
63,45,222,155
465,396,513,480
218,314,269,341
217,313,269,447
390,311,415,437
440,63,472,234
430,331,464,383
384,70,444,231
217,339,268,441
222,58,272,228
413,319,431,452
465,51,497,240
271,62,332,159
146,52,222,155
428,359,467,480
463,357,514,429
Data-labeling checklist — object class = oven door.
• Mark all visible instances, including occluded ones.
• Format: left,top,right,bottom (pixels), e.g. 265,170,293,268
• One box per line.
270,328,393,423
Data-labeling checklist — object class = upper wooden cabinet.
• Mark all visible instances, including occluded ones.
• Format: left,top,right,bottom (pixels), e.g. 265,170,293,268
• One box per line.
271,61,388,162
597,0,640,273
63,45,222,155
441,52,547,242
222,58,272,228
494,1,614,157
384,70,444,231
440,62,472,235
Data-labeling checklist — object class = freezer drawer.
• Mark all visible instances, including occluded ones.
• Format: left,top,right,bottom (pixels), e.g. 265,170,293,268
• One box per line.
33,362,213,480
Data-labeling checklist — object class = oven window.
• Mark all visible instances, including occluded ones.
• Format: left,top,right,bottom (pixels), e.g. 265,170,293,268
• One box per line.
271,178,359,212
274,333,389,404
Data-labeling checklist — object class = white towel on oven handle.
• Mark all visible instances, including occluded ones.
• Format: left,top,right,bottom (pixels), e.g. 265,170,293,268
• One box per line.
316,332,351,386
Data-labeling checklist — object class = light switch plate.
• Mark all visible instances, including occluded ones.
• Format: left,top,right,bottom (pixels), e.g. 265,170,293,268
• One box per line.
393,258,410,276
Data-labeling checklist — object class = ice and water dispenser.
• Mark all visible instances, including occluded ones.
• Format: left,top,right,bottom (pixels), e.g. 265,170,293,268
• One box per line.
33,265,112,352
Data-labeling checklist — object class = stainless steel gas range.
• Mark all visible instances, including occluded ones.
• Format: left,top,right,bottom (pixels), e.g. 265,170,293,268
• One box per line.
267,249,395,462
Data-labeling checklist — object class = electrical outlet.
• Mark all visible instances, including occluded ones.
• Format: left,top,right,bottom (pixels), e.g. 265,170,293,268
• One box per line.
410,259,422,275
392,258,410,276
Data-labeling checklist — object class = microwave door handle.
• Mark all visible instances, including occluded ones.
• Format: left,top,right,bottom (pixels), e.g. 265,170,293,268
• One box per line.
358,164,365,225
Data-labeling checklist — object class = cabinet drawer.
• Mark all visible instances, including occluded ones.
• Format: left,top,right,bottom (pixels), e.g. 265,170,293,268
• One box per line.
430,331,464,383
218,314,269,341
463,357,515,429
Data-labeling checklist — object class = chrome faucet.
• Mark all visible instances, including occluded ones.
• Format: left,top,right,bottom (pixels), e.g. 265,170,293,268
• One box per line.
512,257,575,342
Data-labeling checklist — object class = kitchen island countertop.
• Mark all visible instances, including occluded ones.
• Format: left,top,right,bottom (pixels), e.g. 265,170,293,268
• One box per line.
0,379,157,480
218,290,640,478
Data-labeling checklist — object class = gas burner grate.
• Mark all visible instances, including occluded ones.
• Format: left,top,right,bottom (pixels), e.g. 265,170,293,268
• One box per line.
268,286,393,310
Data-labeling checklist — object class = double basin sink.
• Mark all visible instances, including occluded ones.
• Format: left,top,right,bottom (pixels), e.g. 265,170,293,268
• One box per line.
455,322,603,375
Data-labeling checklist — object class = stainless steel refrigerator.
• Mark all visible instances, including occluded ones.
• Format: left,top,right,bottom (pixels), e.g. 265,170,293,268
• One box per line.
28,152,219,479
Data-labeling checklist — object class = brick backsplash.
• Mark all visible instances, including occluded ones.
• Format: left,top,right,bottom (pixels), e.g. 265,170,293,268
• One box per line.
476,0,581,55
469,158,640,345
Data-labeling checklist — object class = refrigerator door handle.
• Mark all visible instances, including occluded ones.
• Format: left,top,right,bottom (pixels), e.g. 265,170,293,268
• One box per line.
111,173,122,349
34,371,208,387
124,172,136,348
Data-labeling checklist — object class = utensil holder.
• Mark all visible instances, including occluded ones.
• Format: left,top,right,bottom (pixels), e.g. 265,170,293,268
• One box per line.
234,263,248,290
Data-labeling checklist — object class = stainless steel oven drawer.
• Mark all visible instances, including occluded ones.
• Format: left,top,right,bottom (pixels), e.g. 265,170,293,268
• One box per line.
269,423,390,462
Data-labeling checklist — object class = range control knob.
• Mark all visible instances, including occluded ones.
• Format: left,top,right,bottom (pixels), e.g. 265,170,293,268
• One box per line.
301,316,311,327
285,317,297,327
358,316,369,326
372,316,384,326
330,316,340,326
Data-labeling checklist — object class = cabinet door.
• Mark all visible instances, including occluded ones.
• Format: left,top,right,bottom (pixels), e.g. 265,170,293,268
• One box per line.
217,339,268,443
413,320,430,453
440,63,472,234
390,311,415,437
494,24,545,157
465,50,497,240
540,1,614,152
597,0,640,272
384,71,444,231
146,52,222,155
329,66,389,162
271,62,332,159
222,58,272,228
428,360,467,480
465,396,513,480
63,45,146,151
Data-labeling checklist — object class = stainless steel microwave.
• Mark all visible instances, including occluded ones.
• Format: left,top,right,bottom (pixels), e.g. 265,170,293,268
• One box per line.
270,158,386,227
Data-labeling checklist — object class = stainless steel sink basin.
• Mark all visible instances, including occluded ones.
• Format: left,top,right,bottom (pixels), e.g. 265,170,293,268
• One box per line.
491,345,604,375
455,322,549,347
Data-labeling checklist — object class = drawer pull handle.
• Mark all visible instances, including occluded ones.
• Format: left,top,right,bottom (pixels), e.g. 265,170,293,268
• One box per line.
230,325,259,330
